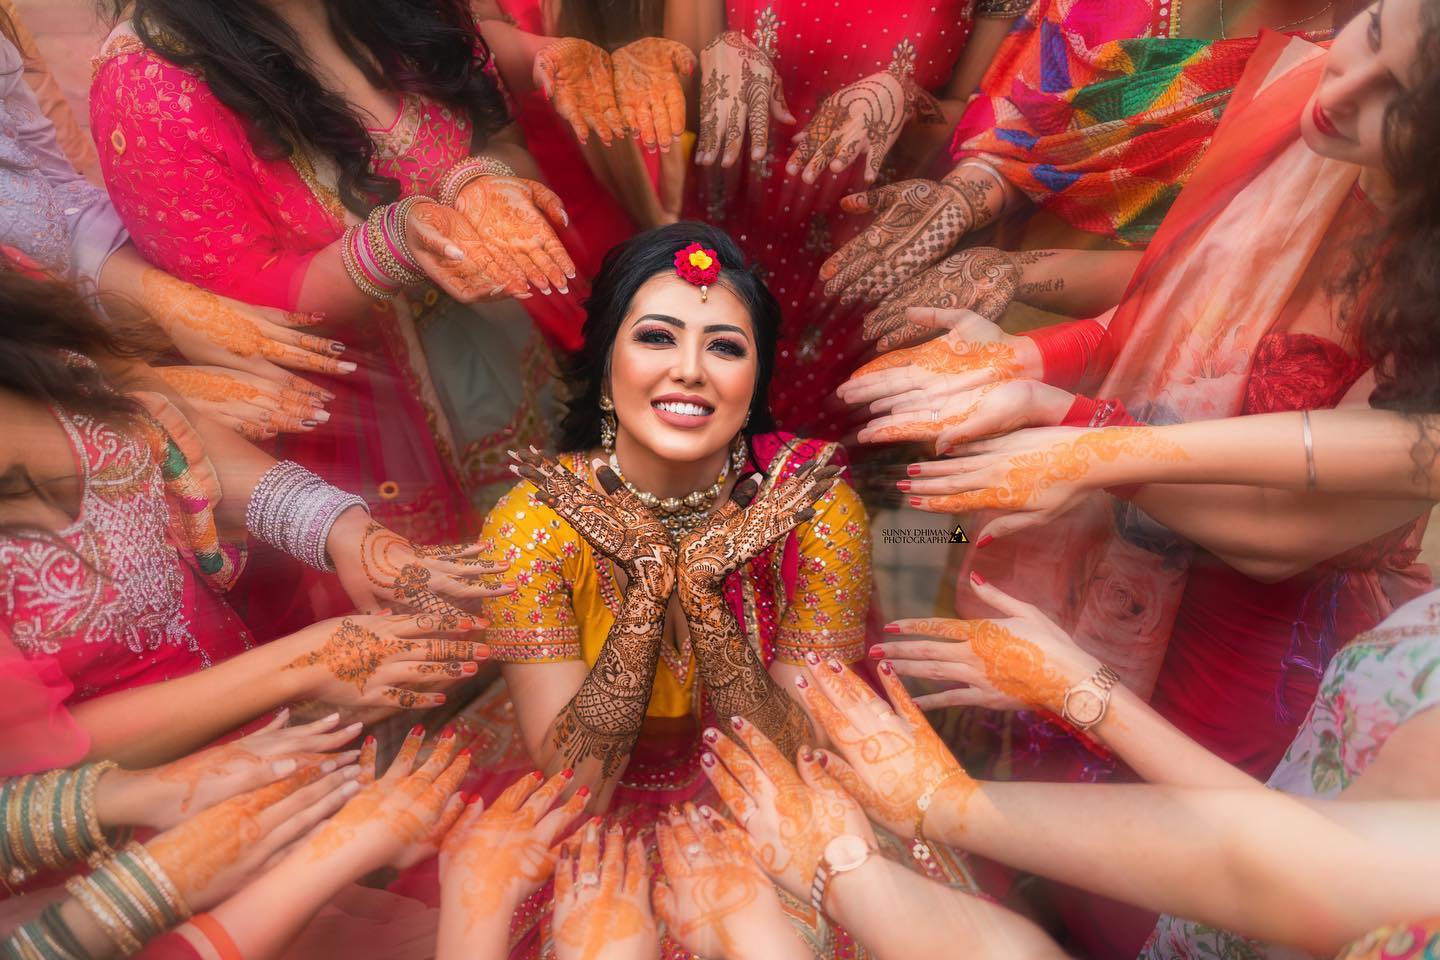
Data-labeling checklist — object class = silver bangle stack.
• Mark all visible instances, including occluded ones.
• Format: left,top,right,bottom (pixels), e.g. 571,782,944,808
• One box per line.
245,461,368,572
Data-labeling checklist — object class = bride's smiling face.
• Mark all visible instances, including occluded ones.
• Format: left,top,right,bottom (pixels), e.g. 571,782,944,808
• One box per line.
606,274,758,465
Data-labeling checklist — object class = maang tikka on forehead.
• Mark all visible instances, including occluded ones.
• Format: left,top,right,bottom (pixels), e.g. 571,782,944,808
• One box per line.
674,242,721,303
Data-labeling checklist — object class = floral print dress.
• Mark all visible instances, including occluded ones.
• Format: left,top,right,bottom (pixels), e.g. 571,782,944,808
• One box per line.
1140,589,1440,960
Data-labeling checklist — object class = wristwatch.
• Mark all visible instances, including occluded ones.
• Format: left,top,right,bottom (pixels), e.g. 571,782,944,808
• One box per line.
810,834,874,916
1061,664,1121,732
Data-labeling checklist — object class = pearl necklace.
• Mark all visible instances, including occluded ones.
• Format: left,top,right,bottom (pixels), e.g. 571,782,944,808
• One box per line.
607,453,729,543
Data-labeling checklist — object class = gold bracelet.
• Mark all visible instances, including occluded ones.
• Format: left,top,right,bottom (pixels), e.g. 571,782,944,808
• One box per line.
4,777,37,884
79,762,120,867
910,767,968,864
434,155,517,206
58,770,84,865
129,842,191,924
28,772,62,871
106,850,170,936
364,205,425,287
340,224,395,301
66,874,144,956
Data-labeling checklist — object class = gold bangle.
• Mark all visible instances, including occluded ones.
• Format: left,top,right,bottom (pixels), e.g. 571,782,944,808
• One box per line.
129,842,191,923
106,850,170,936
4,777,37,883
909,767,968,864
434,156,517,206
364,206,425,286
59,770,84,865
66,874,144,956
80,762,120,866
340,224,395,301
28,772,61,871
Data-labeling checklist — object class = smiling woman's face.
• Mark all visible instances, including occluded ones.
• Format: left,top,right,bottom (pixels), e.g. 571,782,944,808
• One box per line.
606,274,758,465
1302,0,1423,168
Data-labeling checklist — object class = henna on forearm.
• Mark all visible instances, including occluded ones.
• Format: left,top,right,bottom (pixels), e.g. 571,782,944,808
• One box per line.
680,580,813,758
549,587,668,778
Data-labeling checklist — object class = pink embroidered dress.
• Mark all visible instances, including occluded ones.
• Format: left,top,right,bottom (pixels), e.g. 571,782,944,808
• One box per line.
89,26,556,638
0,404,252,776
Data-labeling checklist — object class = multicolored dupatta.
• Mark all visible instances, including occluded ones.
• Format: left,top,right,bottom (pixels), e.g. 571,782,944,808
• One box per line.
952,0,1268,245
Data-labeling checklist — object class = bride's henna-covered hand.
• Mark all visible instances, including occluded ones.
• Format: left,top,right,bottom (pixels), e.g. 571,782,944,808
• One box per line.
554,823,659,960
439,769,586,946
696,31,794,168
145,762,362,912
450,177,575,296
786,70,937,185
406,200,531,302
820,168,1005,306
140,269,353,382
653,804,805,960
509,448,676,600
791,654,973,839
326,512,514,631
858,379,1074,454
701,716,873,901
863,248,1021,351
677,465,840,757
281,613,490,710
154,364,329,441
534,38,627,146
96,711,362,830
508,449,674,778
878,576,1104,713
903,425,1188,518
836,308,1042,414
610,38,695,154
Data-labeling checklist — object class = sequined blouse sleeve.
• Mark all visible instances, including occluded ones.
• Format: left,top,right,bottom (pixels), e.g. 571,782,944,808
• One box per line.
0,36,126,287
89,46,324,309
0,625,89,776
477,481,584,663
775,479,871,665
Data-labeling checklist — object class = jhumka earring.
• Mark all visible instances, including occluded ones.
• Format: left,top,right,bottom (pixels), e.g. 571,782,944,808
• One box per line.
599,394,616,452
730,432,748,475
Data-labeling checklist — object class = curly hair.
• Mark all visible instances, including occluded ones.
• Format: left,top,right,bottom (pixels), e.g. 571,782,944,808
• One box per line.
110,0,510,216
555,222,781,454
1352,1,1440,415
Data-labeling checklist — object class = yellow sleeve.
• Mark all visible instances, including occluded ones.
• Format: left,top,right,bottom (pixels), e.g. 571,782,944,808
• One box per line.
476,481,584,663
775,479,871,665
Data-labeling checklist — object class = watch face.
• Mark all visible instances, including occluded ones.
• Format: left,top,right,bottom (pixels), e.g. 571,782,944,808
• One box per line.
824,834,870,871
1066,689,1105,726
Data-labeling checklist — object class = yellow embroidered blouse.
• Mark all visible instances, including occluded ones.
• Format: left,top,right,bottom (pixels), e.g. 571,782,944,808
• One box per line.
476,449,871,720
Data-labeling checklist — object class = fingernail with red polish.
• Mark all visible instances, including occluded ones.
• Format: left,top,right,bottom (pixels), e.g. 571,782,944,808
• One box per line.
971,570,987,586
868,645,884,660
701,751,716,767
975,534,994,550
817,751,829,768
363,735,376,746
896,480,911,492
795,675,809,689
884,623,901,634
434,693,446,704
827,658,843,673
457,748,472,759
461,662,478,675
730,715,744,731
562,767,575,779
909,497,923,508
907,463,922,477
577,785,591,798
878,659,895,676
702,727,719,744
409,724,425,736
441,725,456,738
804,651,821,666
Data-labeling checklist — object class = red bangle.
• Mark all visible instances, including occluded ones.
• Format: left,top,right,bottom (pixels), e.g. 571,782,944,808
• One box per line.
1021,318,1110,391
191,914,242,960
1061,395,1101,427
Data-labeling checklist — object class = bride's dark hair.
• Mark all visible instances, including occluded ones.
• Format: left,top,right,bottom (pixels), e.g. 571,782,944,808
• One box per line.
555,222,781,453
109,0,510,216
